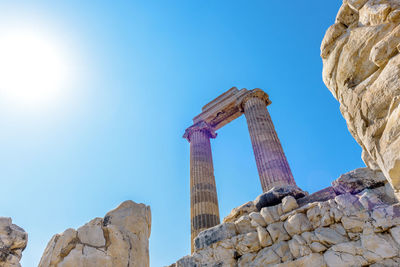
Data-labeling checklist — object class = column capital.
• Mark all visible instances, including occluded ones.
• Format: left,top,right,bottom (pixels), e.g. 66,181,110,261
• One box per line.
237,88,272,112
183,121,217,142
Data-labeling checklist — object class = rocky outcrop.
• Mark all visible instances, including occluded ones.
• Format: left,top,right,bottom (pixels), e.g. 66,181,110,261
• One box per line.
38,200,151,267
169,168,400,266
321,0,400,199
0,217,27,267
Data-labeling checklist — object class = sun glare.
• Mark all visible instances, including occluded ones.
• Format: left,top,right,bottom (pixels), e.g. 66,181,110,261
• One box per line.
0,29,69,109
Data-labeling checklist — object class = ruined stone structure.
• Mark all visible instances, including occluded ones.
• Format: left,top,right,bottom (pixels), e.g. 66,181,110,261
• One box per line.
170,168,400,267
184,87,296,251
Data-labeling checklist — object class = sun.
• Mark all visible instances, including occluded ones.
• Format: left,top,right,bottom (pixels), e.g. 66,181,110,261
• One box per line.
0,28,69,109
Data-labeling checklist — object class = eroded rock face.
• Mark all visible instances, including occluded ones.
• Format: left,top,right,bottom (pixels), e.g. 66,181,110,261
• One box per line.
38,200,151,267
321,0,400,199
0,217,27,267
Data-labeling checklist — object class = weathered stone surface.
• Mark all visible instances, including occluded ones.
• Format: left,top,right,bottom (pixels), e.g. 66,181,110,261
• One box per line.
310,242,327,253
223,201,257,223
332,168,387,194
272,241,293,262
334,193,364,215
323,250,368,267
297,187,337,207
39,200,151,267
315,227,349,246
341,215,366,233
371,203,400,230
254,186,307,211
233,232,260,256
307,202,333,228
361,232,399,259
267,222,290,243
252,247,281,266
248,212,266,227
0,217,27,267
171,178,400,266
275,253,327,267
282,196,298,214
389,225,400,245
237,252,256,267
284,213,312,236
256,226,272,248
321,0,400,200
288,235,312,259
260,205,281,224
358,189,385,210
194,222,237,251
235,215,254,234
77,218,105,247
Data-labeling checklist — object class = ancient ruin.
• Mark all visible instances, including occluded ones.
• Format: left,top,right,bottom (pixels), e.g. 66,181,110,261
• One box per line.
183,87,297,251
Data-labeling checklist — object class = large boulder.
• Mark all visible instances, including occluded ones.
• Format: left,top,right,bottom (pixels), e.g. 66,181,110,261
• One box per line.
254,186,307,211
321,0,400,200
0,217,27,267
38,200,151,267
332,167,386,194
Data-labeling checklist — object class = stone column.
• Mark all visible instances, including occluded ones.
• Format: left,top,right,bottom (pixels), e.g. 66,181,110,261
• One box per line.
183,121,220,253
239,89,296,192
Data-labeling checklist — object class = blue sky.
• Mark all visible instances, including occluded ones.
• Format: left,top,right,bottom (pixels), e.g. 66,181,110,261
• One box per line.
0,1,363,266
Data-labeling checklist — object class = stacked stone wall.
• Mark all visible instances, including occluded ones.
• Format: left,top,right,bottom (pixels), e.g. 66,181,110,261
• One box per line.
170,168,400,267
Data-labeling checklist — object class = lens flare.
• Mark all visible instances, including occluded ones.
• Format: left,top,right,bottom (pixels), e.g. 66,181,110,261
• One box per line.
0,29,69,108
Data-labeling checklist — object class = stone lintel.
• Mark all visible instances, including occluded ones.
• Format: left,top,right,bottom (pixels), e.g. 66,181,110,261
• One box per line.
192,88,249,130
191,88,271,131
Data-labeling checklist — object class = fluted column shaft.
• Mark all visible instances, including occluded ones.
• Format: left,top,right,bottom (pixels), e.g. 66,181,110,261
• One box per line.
185,124,220,253
243,96,296,192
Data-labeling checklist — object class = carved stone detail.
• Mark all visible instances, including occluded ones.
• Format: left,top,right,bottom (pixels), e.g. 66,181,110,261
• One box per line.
183,121,217,143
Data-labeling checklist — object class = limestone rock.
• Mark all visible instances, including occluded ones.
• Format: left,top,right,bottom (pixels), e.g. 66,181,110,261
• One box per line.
223,201,257,223
237,252,256,267
38,200,151,267
315,226,349,246
307,202,333,228
332,168,386,194
233,232,260,256
171,182,400,266
275,253,327,267
0,217,27,267
260,205,281,224
323,250,368,267
256,226,272,247
389,225,400,245
321,0,400,200
310,242,327,253
288,235,312,259
358,189,385,210
252,247,281,266
253,186,307,211
267,222,290,243
234,215,254,234
284,213,312,236
361,232,399,259
297,187,337,207
334,193,364,215
282,196,298,214
194,222,237,251
371,203,400,230
248,212,266,227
